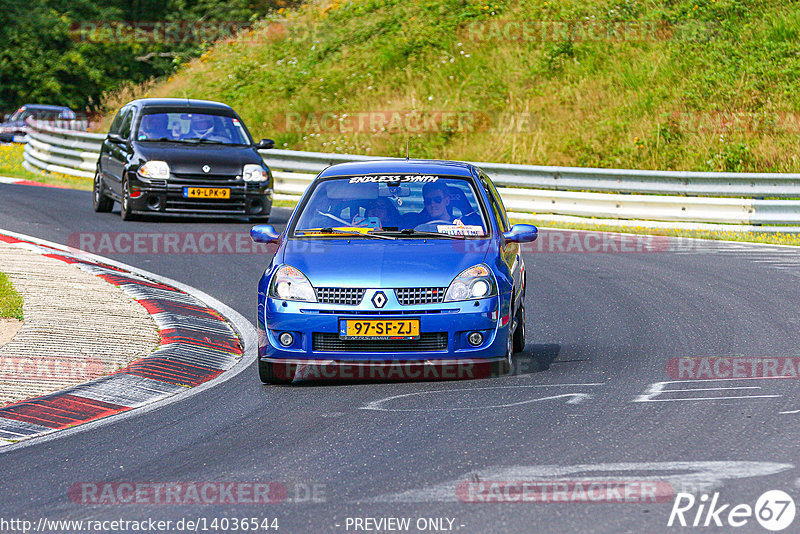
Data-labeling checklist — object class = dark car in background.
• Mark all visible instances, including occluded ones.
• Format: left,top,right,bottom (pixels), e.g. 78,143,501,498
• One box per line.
0,104,78,142
93,98,275,221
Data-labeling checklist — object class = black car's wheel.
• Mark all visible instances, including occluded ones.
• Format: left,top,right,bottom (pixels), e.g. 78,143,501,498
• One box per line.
92,170,114,213
120,175,137,221
259,359,293,385
513,300,526,353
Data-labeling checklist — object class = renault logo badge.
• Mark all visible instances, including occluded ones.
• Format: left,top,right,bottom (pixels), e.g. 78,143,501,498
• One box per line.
202,165,210,173
371,291,387,308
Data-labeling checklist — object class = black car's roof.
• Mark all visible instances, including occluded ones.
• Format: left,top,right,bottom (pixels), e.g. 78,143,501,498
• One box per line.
317,159,479,179
18,104,73,111
130,98,237,116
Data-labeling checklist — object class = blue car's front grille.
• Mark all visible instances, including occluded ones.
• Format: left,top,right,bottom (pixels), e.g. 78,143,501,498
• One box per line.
315,287,366,305
313,332,448,352
395,287,447,306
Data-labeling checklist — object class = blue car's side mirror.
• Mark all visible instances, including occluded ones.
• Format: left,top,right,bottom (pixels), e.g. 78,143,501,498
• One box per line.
503,224,538,243
250,225,281,244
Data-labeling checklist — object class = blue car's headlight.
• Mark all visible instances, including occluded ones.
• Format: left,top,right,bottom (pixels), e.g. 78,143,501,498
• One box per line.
269,265,317,302
444,264,497,302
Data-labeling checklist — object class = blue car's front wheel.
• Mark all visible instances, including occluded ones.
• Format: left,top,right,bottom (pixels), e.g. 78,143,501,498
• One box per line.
513,301,526,353
259,359,293,385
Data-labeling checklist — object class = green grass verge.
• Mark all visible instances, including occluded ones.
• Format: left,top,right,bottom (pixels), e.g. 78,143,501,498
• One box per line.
0,272,23,321
99,0,800,174
0,144,92,190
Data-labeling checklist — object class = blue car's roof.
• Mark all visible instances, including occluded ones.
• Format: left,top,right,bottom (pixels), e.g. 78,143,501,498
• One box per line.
317,159,479,178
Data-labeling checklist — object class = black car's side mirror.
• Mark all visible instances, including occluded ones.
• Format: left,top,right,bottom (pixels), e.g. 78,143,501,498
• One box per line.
256,138,275,150
107,133,126,144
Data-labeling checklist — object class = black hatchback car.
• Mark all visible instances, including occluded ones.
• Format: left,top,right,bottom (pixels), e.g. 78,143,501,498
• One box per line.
94,98,274,221
0,104,78,142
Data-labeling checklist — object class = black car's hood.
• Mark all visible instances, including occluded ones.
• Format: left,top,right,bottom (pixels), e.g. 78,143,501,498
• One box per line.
134,142,262,175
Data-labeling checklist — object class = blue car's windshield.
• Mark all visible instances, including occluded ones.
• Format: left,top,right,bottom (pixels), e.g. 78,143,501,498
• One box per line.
135,112,251,145
292,175,489,238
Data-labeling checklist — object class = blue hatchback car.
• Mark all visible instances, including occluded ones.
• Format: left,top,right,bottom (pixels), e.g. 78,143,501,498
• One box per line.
251,159,538,383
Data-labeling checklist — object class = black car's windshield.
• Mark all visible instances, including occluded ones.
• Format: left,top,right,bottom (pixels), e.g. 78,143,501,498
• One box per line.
292,175,488,238
135,112,250,145
9,107,69,121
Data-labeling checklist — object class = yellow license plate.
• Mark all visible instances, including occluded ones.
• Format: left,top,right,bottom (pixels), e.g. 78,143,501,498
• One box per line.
183,187,230,199
340,319,420,339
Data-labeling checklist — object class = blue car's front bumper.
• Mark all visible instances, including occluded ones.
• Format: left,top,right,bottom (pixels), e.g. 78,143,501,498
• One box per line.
258,288,510,364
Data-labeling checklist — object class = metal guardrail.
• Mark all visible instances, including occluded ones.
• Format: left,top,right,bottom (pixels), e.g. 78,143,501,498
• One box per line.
20,122,800,231
259,149,800,230
23,120,104,179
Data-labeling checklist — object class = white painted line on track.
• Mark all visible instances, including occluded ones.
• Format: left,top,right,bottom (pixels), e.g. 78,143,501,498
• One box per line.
634,379,784,403
361,383,602,412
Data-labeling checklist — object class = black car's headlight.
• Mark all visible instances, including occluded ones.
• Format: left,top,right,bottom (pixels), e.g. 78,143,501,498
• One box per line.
269,265,317,302
444,264,497,302
243,164,269,182
138,160,170,179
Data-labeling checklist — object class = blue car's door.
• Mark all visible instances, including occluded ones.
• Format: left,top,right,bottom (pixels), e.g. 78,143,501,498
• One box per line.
482,175,522,309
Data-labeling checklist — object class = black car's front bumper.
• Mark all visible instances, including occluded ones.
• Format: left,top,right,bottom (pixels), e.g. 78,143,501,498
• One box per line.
128,174,273,218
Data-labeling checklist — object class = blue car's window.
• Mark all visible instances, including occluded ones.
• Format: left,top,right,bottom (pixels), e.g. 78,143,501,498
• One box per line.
135,112,250,145
293,176,489,238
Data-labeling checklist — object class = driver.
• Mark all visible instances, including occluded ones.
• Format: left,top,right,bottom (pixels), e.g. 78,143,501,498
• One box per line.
365,198,401,228
138,114,169,140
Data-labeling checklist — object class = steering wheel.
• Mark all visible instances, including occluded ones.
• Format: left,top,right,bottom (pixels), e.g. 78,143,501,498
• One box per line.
414,220,454,231
317,211,350,225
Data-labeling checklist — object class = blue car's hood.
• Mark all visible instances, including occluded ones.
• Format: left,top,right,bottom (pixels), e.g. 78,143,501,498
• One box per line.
281,239,490,288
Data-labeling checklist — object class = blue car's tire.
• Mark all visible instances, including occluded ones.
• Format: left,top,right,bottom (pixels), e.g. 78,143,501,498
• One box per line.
259,359,293,385
513,301,526,353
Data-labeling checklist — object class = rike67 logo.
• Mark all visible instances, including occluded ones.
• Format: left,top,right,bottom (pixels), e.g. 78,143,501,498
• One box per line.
668,490,796,531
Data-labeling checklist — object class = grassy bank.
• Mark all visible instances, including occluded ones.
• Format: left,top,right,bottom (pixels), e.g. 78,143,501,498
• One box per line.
0,144,92,190
0,272,23,321
100,0,800,173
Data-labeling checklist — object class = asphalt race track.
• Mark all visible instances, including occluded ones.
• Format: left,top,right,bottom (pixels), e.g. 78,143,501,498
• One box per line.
2,181,800,533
